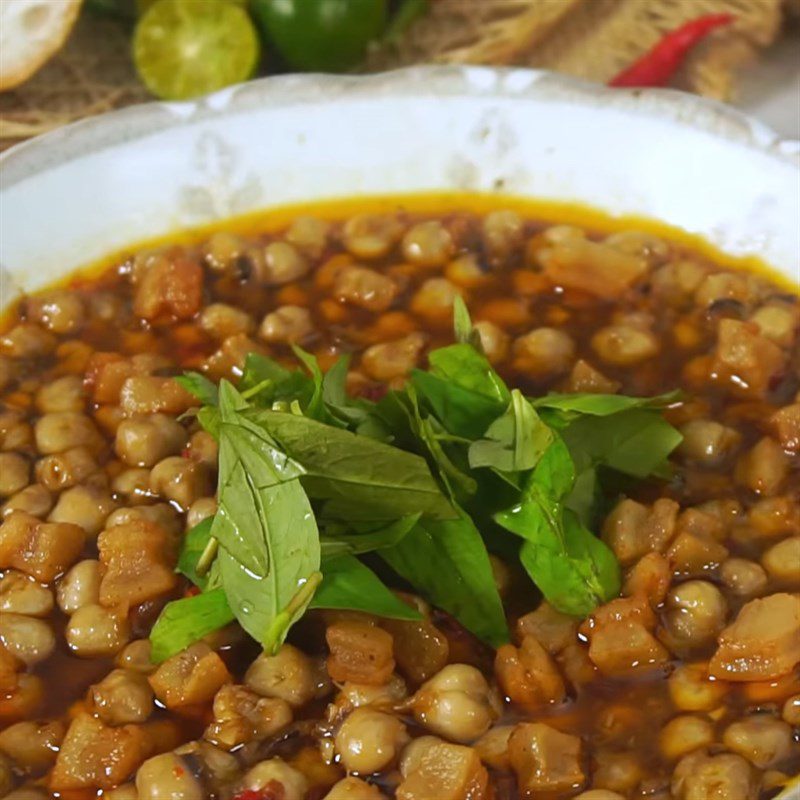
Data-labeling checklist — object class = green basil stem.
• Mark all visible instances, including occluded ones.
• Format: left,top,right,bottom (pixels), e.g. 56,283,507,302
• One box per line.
240,378,273,401
195,537,219,578
263,571,323,654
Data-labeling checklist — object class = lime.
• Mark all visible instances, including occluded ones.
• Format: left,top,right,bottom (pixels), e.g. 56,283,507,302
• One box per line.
133,0,260,100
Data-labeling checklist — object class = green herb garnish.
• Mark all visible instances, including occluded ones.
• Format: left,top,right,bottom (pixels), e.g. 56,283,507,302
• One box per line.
149,302,683,661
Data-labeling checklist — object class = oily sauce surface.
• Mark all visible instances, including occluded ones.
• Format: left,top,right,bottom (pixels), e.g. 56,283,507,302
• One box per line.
0,198,797,799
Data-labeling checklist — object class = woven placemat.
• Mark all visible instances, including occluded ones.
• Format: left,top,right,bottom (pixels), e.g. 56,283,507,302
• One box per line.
369,0,785,100
0,11,148,149
0,0,792,151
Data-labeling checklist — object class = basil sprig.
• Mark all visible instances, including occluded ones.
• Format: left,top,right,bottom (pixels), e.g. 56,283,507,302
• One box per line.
150,298,682,661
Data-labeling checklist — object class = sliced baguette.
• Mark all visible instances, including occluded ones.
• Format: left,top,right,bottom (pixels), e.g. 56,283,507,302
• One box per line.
0,0,83,91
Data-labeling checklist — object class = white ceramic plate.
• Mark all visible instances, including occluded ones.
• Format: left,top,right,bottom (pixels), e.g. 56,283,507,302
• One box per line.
1,66,798,308
1,66,799,800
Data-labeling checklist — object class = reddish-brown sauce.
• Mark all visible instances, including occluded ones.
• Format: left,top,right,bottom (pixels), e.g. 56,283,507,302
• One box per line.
0,200,797,799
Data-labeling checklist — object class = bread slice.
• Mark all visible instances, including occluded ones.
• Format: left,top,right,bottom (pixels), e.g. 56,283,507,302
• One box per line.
0,0,83,91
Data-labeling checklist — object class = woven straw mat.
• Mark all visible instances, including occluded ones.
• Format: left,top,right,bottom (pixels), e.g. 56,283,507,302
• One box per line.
0,12,148,149
0,0,791,149
368,0,786,99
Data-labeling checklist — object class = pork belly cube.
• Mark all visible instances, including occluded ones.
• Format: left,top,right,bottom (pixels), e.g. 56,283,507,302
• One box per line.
579,596,669,677
623,552,671,607
495,635,566,708
666,530,729,575
0,511,85,582
396,741,489,800
50,713,146,791
515,602,578,655
149,642,231,709
771,403,800,451
709,593,800,681
204,684,292,749
84,352,132,404
712,319,786,397
508,722,585,794
133,254,203,321
602,498,679,566
538,238,647,300
326,620,395,685
84,352,169,404
98,519,178,608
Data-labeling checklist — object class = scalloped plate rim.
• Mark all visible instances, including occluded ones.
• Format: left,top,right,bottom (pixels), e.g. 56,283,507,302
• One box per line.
2,66,798,187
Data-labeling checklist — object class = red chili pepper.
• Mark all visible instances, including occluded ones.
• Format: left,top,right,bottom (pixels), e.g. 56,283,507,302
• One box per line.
231,782,285,800
609,13,734,88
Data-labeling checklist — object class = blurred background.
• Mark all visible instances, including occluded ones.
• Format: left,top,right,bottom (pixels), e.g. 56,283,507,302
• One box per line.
1,0,798,151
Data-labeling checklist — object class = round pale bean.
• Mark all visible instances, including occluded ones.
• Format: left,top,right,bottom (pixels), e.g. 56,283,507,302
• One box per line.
0,613,55,666
66,603,129,657
0,571,53,617
56,560,101,614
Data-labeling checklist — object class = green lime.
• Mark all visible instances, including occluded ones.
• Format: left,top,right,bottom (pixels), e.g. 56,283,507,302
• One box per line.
133,0,260,100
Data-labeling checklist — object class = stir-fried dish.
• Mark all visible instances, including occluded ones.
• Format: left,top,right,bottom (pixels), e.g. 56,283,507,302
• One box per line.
0,199,797,800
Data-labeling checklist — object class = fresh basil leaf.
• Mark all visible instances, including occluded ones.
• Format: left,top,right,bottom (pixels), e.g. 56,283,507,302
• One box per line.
310,555,422,620
198,406,221,439
321,355,390,439
517,509,620,616
320,514,420,557
216,544,318,655
494,437,620,615
530,390,681,416
427,343,510,404
321,354,350,408
397,387,477,500
417,416,477,499
218,380,250,416
291,346,344,427
353,413,394,442
565,467,600,528
242,409,455,521
562,408,682,479
410,371,505,439
321,355,360,426
177,518,219,590
213,403,320,653
150,589,235,663
452,295,485,351
469,390,553,473
214,424,305,574
380,511,508,648
176,372,219,406
319,540,351,559
240,352,312,408
240,352,291,389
